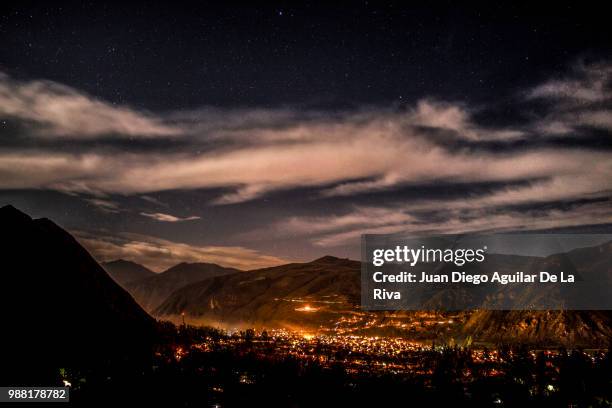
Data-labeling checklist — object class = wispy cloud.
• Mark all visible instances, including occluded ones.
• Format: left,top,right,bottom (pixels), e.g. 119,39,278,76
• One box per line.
140,195,168,207
75,231,288,272
1,110,607,203
527,61,612,103
85,198,121,213
0,62,610,215
527,60,612,134
140,212,200,222
0,72,181,137
271,199,612,247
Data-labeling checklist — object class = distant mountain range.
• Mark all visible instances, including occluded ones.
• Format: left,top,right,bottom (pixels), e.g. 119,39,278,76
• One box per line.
102,259,156,286
124,261,241,312
148,247,611,347
0,205,155,383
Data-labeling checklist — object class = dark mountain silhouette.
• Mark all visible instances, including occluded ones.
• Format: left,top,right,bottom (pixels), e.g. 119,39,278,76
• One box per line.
0,205,156,384
125,262,241,312
154,256,360,329
102,259,156,287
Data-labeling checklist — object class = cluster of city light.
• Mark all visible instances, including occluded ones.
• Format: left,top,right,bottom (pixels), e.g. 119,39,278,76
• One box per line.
171,304,608,380
174,328,608,379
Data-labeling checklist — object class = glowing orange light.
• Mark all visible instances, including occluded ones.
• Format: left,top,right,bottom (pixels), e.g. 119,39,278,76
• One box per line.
295,304,318,312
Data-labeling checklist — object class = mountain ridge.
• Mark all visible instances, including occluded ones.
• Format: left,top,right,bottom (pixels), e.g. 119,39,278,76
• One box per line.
124,261,242,311
102,259,157,286
0,205,156,383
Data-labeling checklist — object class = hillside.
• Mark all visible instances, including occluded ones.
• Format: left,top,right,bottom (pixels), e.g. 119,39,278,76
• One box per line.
0,205,156,383
464,241,612,346
154,256,361,329
464,310,612,347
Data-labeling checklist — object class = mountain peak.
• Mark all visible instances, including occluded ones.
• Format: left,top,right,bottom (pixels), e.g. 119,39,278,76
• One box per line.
0,204,32,223
312,255,344,264
162,261,231,274
1,205,155,370
105,259,138,266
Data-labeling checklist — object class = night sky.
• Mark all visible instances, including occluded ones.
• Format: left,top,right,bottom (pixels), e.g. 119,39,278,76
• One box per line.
1,2,611,271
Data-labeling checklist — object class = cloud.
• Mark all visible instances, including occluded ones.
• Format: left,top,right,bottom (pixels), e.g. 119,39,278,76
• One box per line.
409,99,525,141
85,198,121,213
2,134,604,205
140,195,168,207
527,60,612,134
0,72,181,137
527,61,612,103
0,62,610,215
0,62,610,261
272,199,612,247
0,108,608,208
75,231,288,272
140,212,200,222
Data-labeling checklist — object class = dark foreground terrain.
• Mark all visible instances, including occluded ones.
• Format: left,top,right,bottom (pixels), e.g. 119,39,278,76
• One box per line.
15,323,611,407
